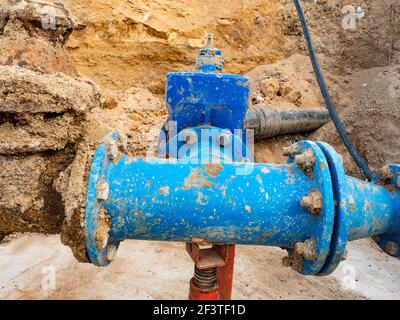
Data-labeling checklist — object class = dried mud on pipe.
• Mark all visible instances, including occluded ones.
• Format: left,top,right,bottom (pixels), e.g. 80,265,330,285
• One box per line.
54,139,98,263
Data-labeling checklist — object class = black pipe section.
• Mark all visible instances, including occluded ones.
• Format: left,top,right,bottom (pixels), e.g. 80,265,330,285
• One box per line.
293,0,373,181
246,107,330,139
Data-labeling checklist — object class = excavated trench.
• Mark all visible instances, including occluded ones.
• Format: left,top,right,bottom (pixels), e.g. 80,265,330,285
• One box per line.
0,0,399,266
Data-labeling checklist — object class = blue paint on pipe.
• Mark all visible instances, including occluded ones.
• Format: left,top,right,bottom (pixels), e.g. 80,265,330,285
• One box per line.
373,164,400,257
84,134,400,272
105,159,316,247
165,72,250,135
316,142,349,275
84,46,400,276
345,177,395,240
316,142,398,275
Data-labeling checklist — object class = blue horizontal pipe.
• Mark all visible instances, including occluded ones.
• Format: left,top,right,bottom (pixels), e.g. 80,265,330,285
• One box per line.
85,137,400,271
103,158,317,248
345,177,395,241
98,156,399,246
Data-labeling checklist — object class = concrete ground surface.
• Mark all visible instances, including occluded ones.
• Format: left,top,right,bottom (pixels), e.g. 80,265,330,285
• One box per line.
0,234,398,300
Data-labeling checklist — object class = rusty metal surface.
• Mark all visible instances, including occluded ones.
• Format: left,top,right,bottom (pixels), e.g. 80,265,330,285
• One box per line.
186,243,227,269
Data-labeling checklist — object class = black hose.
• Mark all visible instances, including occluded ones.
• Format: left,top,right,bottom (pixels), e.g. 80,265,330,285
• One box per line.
293,0,373,181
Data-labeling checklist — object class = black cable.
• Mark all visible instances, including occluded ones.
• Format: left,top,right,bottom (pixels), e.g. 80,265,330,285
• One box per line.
293,0,373,181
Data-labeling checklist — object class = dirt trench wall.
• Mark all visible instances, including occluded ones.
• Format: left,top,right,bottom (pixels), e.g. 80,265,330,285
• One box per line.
43,0,400,94
0,0,77,75
283,0,400,73
58,0,292,94
0,0,101,235
0,147,75,234
313,64,400,178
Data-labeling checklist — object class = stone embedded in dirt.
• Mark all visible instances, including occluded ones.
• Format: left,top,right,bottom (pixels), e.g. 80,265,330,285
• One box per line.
0,65,101,154
0,65,100,115
0,0,77,75
0,0,74,41
0,64,101,154
0,112,82,154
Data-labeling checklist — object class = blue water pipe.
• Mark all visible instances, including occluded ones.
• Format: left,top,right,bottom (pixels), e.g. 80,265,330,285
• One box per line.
84,43,400,277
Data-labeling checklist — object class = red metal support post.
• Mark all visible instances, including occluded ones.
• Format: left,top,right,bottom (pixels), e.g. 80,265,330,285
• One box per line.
186,243,235,300
216,244,235,300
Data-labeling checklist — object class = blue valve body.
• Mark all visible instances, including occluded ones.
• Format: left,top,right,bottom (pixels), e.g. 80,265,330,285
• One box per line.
162,72,250,151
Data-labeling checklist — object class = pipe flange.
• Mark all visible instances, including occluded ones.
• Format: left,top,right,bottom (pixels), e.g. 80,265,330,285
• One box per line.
374,164,400,258
285,140,335,275
316,142,349,275
85,131,121,266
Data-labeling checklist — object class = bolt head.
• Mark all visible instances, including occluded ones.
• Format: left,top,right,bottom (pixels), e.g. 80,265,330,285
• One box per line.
96,181,109,201
106,140,118,160
301,190,323,215
240,157,251,163
182,131,198,145
386,241,399,256
379,166,393,183
282,144,301,157
106,244,118,261
282,146,292,157
294,149,315,176
294,154,305,166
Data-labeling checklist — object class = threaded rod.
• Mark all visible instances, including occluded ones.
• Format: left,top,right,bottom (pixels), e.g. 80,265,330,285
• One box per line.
193,266,217,289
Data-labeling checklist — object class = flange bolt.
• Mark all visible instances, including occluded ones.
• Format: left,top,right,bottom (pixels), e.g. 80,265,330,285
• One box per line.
294,149,315,177
282,144,301,157
183,131,198,145
106,244,118,262
386,241,399,256
301,189,323,215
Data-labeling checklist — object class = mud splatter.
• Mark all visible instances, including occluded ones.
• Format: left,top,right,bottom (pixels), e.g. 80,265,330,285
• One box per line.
205,163,223,178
